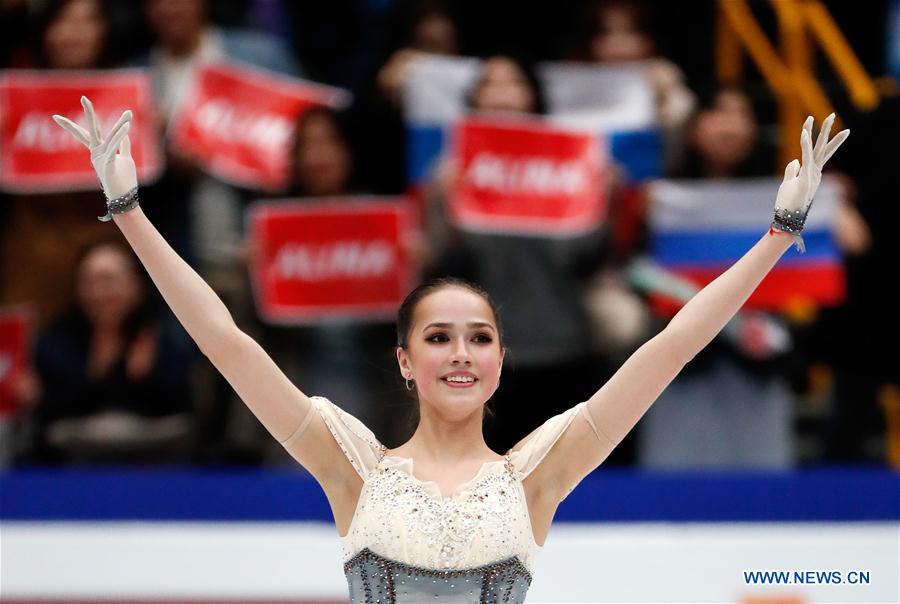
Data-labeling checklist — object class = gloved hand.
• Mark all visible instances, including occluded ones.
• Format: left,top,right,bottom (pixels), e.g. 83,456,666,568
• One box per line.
52,96,136,204
772,113,849,252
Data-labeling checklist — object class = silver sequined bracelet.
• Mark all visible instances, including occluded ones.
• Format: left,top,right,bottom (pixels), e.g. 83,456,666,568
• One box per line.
771,206,808,253
98,187,140,222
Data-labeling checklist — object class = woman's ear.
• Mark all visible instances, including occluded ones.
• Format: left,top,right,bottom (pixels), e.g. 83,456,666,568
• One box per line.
396,346,412,379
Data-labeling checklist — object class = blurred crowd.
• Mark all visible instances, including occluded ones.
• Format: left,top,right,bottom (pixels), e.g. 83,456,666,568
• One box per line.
1,0,897,469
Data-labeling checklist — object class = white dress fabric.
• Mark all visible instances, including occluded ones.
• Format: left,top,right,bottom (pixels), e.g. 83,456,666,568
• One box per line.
284,396,604,603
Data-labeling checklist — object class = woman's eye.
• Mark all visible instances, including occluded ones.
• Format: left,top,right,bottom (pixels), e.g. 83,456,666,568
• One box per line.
426,333,448,343
473,334,493,343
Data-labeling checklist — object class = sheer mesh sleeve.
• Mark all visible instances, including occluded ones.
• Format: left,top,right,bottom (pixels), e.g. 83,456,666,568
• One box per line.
508,401,597,479
279,395,384,480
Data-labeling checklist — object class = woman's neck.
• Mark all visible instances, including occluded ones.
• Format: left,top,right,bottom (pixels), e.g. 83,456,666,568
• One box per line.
403,408,496,463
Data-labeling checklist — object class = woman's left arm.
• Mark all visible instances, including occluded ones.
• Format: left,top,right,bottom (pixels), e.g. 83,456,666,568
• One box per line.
584,114,849,452
584,228,791,448
524,116,849,500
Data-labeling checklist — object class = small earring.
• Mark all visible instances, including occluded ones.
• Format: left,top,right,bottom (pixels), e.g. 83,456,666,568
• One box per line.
405,378,414,391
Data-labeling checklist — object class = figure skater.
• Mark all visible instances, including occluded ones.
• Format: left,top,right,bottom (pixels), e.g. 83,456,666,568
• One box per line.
53,98,847,603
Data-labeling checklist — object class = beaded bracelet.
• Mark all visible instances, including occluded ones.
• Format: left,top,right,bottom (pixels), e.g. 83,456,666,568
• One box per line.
97,187,140,222
770,206,807,253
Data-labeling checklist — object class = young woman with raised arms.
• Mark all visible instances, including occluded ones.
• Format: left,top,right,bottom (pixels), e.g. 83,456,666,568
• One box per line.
54,97,847,602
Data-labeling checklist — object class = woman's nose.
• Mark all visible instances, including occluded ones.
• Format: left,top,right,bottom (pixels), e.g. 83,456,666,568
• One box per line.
450,338,471,363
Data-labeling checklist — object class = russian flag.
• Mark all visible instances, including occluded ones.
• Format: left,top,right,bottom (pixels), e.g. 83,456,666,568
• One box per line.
402,56,662,192
647,177,845,311
539,62,662,182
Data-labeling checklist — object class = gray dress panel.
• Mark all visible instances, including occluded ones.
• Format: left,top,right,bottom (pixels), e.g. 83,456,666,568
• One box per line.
345,548,532,604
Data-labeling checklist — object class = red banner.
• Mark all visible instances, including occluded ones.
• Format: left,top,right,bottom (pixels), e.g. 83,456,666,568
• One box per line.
248,199,415,323
0,310,30,415
169,61,350,191
450,117,606,235
0,70,161,193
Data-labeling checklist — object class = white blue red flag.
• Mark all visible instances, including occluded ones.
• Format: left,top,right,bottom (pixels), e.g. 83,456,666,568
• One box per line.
402,56,660,192
647,177,845,311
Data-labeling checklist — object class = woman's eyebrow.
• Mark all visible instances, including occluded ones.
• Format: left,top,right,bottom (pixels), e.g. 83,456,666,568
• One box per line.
423,321,496,332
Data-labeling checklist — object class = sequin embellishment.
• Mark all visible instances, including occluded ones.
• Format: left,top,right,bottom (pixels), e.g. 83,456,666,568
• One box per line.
342,449,540,575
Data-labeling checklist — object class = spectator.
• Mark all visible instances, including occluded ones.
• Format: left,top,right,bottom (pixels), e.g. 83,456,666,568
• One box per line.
569,0,696,175
137,0,302,121
127,0,308,462
376,0,460,106
350,0,463,194
636,86,869,469
288,106,360,197
681,86,869,253
253,107,409,456
678,86,770,178
424,55,612,456
131,0,305,271
33,0,113,69
17,240,193,464
0,0,116,326
465,55,546,115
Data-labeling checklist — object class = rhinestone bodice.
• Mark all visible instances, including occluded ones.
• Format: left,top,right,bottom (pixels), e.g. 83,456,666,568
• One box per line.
341,449,541,574
294,396,597,604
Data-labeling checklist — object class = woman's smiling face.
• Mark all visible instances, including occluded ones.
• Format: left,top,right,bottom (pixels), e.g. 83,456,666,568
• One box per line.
397,286,504,420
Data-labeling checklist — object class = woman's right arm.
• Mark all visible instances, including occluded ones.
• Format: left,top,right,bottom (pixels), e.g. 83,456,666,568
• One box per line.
116,208,360,490
52,99,353,487
111,206,305,440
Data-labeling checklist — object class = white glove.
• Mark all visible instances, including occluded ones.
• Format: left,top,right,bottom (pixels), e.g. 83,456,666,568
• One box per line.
772,113,849,252
52,96,137,217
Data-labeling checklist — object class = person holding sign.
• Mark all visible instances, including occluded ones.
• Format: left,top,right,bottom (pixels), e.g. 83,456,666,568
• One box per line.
255,105,410,451
567,0,697,174
636,87,868,469
0,0,120,325
54,96,846,602
427,55,612,457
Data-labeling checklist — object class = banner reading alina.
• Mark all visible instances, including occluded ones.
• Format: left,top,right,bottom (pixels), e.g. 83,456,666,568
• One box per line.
247,199,415,324
0,70,160,193
450,117,607,236
169,61,350,191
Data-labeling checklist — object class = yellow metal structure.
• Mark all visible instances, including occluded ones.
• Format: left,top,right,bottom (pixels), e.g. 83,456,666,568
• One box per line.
716,0,881,168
